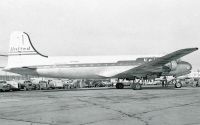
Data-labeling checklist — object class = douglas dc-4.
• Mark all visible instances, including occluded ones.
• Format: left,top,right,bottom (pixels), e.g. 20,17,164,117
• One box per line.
2,31,198,90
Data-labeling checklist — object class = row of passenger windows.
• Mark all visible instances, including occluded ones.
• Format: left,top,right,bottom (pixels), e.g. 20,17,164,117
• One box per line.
58,63,139,67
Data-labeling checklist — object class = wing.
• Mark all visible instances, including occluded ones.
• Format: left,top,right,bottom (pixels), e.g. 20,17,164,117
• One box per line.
114,47,198,78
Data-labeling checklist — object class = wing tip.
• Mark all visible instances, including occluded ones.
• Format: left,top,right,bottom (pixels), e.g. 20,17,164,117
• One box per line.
190,47,198,52
184,47,198,52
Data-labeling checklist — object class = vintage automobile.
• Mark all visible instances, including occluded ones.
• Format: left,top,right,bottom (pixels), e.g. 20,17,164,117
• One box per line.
24,80,37,91
192,78,199,87
48,80,64,89
7,81,20,91
38,81,48,90
0,81,11,92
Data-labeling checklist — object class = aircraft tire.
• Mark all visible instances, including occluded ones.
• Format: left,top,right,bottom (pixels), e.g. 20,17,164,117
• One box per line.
132,83,142,90
116,83,124,89
175,81,182,88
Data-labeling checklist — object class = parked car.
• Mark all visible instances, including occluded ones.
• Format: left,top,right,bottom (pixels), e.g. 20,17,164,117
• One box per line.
103,81,113,87
94,81,106,87
38,81,48,90
63,80,75,89
24,80,37,91
193,78,199,87
184,78,194,85
0,81,11,92
7,81,20,91
49,80,63,89
17,80,26,90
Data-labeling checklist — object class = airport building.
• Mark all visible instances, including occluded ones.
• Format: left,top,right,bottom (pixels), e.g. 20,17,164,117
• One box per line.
0,68,31,81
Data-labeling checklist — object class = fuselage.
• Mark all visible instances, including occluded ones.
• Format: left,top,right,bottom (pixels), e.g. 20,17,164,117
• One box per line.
37,55,157,79
5,55,192,79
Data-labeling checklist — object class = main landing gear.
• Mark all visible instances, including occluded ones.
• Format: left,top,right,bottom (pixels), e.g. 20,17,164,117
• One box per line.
173,80,182,88
116,83,124,89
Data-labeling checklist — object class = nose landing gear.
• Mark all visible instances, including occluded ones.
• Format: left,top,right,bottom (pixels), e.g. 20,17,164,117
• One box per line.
174,80,182,88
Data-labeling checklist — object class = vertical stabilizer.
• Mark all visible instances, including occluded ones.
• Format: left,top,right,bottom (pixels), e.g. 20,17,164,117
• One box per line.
7,31,48,68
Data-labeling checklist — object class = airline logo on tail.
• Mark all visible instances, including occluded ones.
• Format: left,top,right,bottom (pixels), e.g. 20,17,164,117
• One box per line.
8,31,47,57
10,46,31,53
9,31,36,55
6,31,47,68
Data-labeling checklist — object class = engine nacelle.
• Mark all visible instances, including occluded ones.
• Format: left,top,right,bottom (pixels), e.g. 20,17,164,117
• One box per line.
165,61,177,71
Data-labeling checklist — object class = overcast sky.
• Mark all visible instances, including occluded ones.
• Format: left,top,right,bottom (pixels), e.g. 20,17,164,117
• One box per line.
0,0,199,70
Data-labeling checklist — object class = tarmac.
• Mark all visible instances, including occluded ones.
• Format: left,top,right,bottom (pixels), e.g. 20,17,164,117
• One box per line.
0,86,200,125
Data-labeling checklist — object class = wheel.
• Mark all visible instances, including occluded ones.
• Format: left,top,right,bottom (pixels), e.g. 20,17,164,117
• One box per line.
116,83,124,89
132,83,142,90
175,81,182,88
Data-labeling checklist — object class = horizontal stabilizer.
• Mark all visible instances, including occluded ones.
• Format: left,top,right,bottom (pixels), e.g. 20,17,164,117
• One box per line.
0,54,8,57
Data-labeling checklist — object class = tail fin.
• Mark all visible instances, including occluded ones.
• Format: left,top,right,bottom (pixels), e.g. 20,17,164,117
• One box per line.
9,31,47,57
7,31,48,68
